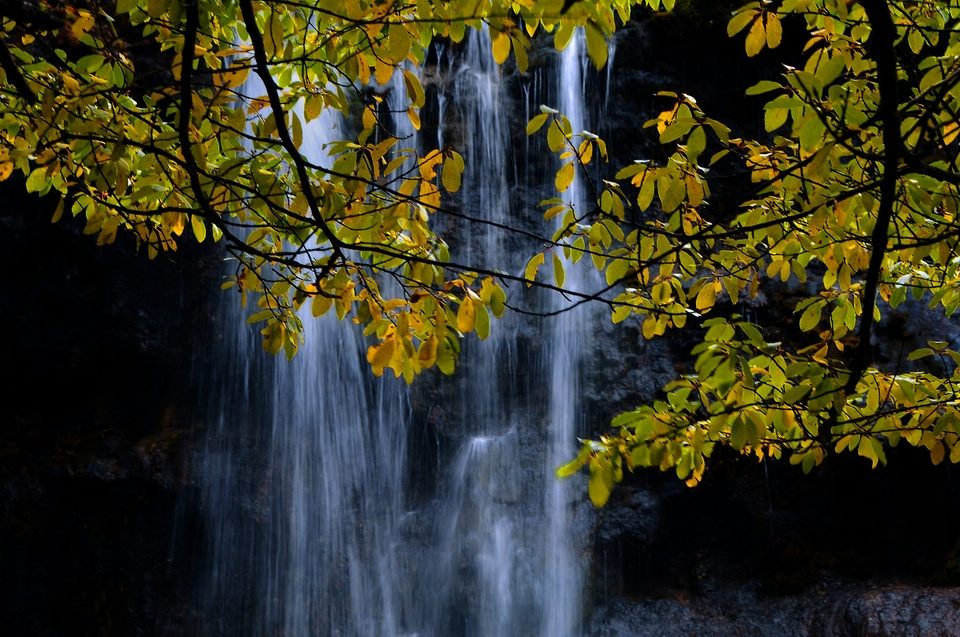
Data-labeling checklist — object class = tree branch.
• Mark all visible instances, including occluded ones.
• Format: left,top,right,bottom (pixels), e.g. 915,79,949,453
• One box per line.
845,0,901,395
0,38,36,103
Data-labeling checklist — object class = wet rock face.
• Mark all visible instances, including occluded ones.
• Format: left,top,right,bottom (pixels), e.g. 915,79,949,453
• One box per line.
589,584,960,636
0,186,219,635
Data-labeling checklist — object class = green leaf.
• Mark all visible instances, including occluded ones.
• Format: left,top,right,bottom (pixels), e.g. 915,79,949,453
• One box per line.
764,107,788,132
746,80,782,96
474,303,490,340
686,126,706,162
907,347,934,361
25,167,47,194
389,24,411,63
557,445,590,478
436,340,456,375
730,417,749,450
489,284,506,317
637,173,656,210
658,173,685,212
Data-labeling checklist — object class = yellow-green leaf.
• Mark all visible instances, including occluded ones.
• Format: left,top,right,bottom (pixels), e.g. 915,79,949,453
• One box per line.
553,252,566,287
474,303,490,340
584,22,608,70
695,280,718,311
798,302,822,332
191,215,206,243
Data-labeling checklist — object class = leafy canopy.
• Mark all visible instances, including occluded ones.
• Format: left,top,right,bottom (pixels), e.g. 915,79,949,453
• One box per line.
550,0,960,505
5,0,960,505
0,0,648,377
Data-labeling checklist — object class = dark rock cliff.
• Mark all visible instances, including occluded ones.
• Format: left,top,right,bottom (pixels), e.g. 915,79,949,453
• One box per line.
0,185,219,635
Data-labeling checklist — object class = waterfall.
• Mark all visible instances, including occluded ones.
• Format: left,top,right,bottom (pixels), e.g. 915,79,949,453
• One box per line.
543,31,593,636
189,28,602,636
193,102,410,635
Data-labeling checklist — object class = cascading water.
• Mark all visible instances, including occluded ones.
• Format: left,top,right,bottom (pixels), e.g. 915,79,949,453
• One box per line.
190,27,607,637
542,31,594,637
192,105,411,635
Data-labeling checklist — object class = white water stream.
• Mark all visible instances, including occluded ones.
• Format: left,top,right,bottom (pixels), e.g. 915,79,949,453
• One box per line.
192,30,604,636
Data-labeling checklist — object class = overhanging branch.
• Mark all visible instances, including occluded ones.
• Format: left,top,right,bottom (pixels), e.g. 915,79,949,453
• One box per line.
845,0,901,395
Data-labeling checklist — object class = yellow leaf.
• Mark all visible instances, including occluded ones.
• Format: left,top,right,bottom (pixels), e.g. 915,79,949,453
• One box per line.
366,338,396,375
357,58,371,85
695,280,717,311
457,298,477,333
419,149,443,180
164,212,185,236
407,107,421,131
220,65,249,89
420,181,441,209
62,75,81,95
441,157,462,192
375,58,394,86
642,315,657,339
0,162,12,182
70,11,96,39
765,14,782,48
418,335,438,368
304,95,323,121
362,105,377,130
554,20,574,51
931,440,946,465
555,162,575,192
492,30,511,65
944,121,960,146
524,252,544,286
745,17,766,57
51,199,65,223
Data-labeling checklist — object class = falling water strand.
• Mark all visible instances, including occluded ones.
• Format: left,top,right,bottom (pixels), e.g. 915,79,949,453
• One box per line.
429,27,534,635
543,30,592,637
195,103,410,635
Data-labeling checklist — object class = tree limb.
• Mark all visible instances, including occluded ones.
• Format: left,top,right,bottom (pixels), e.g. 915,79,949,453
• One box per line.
845,0,901,395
